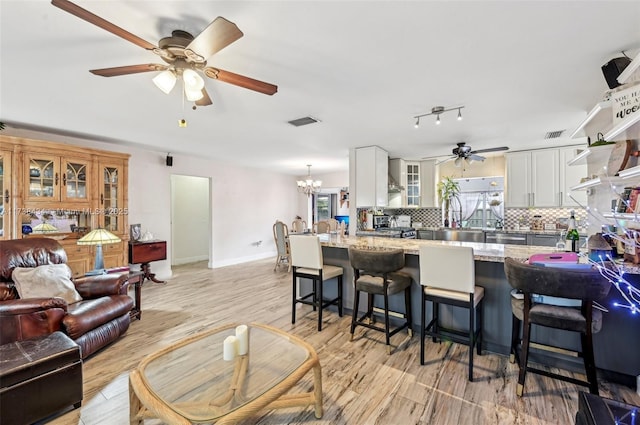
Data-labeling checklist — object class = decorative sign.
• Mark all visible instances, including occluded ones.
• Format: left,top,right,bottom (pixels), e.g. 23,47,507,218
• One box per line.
611,84,640,123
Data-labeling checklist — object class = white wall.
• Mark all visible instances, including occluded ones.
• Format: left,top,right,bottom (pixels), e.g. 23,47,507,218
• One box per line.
171,175,209,265
5,129,300,278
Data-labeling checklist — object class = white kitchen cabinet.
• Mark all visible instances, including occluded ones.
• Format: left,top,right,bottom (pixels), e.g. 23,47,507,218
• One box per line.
505,146,587,208
506,148,582,207
420,160,437,207
355,146,388,207
505,151,532,207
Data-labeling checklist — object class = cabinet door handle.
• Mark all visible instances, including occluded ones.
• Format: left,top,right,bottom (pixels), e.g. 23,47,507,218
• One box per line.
100,193,104,205
63,174,67,186
3,189,8,203
55,172,59,185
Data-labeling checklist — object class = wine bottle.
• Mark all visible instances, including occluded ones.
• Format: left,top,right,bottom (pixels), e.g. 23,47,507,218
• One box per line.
566,210,580,252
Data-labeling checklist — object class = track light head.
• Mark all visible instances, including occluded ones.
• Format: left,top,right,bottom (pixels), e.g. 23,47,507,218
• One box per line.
457,108,463,121
414,117,420,128
436,115,441,125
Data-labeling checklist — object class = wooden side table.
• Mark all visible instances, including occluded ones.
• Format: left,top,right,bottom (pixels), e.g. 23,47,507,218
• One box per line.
127,271,144,320
128,240,167,284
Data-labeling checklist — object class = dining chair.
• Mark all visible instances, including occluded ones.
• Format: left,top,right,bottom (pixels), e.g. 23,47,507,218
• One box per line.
504,258,611,396
419,245,484,381
313,220,331,234
289,234,343,331
291,218,307,233
348,246,412,354
272,220,291,272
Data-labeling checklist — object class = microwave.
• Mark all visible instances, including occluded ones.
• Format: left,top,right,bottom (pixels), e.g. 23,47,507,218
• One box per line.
373,215,390,229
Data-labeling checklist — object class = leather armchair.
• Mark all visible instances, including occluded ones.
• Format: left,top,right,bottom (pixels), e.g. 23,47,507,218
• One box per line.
0,238,134,358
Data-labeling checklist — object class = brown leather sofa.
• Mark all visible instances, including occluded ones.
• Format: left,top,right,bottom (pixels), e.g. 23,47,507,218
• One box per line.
0,238,134,358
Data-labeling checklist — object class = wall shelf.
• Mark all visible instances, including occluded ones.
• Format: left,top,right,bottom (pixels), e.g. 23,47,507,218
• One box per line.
567,144,615,166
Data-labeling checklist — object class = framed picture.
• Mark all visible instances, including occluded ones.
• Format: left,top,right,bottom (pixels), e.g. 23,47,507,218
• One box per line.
130,223,142,241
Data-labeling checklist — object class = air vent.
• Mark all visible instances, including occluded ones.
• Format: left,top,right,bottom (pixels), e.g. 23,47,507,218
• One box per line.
288,116,320,127
544,130,565,139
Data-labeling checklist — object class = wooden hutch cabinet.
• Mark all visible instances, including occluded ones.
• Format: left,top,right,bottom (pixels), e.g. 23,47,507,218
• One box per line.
1,135,130,277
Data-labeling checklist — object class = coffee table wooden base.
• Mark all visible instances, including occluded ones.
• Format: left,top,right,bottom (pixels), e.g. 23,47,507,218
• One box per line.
129,323,323,424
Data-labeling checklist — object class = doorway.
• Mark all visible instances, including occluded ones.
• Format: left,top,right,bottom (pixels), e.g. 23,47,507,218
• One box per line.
170,175,211,265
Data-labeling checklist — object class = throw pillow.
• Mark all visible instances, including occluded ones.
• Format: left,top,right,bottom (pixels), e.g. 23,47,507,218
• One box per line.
12,264,82,304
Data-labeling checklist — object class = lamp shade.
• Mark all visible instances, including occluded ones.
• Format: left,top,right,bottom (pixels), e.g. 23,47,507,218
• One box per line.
32,223,58,233
184,87,204,101
153,70,177,94
77,228,122,246
182,69,205,91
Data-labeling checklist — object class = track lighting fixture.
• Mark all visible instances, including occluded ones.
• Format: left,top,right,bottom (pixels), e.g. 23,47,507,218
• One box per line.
413,105,465,127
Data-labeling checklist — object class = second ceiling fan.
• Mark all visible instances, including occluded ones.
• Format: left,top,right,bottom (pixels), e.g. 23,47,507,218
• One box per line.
424,142,509,165
51,0,278,106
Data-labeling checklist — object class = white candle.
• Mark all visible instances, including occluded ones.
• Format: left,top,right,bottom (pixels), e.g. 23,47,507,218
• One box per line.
236,325,249,355
223,335,238,361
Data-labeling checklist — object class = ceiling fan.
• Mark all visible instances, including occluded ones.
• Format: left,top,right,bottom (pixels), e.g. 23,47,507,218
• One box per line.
424,142,509,165
51,0,278,106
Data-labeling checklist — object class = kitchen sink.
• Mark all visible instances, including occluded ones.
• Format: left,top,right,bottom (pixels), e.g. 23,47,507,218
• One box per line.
433,229,485,243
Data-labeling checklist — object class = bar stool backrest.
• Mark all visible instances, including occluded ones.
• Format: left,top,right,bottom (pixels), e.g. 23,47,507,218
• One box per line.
290,235,323,270
348,247,405,274
504,258,611,301
419,245,475,293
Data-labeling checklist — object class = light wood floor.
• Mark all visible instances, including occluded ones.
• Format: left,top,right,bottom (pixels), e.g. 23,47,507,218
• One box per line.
45,259,639,425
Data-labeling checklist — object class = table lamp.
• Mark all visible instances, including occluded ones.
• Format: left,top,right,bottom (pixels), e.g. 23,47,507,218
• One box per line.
32,222,58,233
77,228,122,275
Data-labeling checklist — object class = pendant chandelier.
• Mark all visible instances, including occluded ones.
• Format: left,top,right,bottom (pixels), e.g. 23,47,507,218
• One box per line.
297,164,322,196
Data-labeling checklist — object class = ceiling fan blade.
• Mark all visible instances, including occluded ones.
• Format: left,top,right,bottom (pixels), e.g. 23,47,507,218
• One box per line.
185,17,244,62
204,67,277,95
51,0,157,51
90,64,167,77
470,146,509,154
468,154,486,162
435,156,456,165
195,88,213,106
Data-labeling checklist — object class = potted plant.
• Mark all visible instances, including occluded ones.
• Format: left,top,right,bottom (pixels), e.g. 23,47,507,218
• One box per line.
437,176,460,226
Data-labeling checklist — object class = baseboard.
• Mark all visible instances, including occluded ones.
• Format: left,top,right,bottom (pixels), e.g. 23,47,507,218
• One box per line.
210,251,275,268
172,255,208,265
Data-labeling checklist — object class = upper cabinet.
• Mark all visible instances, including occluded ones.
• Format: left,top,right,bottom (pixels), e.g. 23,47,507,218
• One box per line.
420,160,437,207
24,153,91,204
506,146,586,207
388,159,422,208
355,146,388,207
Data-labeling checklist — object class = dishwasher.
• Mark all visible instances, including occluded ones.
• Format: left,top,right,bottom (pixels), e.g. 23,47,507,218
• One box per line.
527,233,560,247
485,232,528,245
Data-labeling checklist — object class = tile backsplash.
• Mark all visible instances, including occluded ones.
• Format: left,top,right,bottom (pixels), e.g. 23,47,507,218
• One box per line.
358,207,587,230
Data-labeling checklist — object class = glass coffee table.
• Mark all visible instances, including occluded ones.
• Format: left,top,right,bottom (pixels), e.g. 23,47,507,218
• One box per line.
129,323,323,424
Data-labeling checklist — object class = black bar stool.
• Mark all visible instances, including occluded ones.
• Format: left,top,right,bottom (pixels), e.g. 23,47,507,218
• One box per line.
504,258,611,396
348,247,413,354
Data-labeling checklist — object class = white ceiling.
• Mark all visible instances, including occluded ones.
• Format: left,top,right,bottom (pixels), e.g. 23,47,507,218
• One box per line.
1,1,639,176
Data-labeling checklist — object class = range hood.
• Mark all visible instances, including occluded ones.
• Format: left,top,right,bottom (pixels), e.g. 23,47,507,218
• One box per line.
388,173,405,193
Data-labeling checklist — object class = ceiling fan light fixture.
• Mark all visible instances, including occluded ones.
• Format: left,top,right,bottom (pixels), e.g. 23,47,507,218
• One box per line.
182,69,205,91
454,157,462,167
153,70,177,94
185,87,204,101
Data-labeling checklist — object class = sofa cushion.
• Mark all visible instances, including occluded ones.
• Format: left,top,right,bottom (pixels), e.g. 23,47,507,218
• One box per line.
63,295,133,339
12,264,82,304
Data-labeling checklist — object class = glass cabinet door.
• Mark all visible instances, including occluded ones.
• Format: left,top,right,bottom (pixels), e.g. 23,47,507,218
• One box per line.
62,158,90,202
25,154,60,201
100,162,125,233
0,150,12,240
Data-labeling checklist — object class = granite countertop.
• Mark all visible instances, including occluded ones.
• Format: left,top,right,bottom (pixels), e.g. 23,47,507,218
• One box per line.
320,234,557,262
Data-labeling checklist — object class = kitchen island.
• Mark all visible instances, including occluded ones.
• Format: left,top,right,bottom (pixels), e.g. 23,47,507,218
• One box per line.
310,234,638,385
